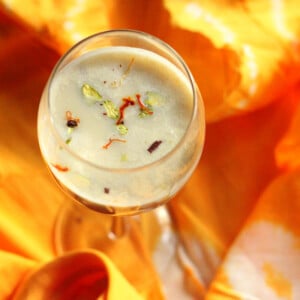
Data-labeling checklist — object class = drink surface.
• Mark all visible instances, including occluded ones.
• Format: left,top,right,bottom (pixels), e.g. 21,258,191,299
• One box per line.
49,46,193,169
38,46,199,209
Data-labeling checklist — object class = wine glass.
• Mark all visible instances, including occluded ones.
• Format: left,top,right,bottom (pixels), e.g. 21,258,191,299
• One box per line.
37,29,205,298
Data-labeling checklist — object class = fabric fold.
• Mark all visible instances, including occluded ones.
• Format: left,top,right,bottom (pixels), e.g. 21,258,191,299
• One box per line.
12,250,143,300
206,168,300,299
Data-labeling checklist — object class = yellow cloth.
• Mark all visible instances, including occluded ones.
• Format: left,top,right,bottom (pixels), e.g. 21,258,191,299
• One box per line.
1,1,300,299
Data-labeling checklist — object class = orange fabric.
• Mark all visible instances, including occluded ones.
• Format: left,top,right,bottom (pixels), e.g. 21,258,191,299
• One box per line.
206,168,300,299
1,1,300,299
13,251,144,300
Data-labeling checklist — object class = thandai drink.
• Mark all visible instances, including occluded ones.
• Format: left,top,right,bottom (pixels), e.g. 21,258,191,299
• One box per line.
38,46,202,212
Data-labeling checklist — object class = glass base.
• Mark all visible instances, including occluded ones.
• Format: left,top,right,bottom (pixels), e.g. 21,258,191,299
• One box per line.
53,201,203,299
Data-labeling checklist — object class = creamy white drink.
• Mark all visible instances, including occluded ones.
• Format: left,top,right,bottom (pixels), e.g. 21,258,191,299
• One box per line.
38,46,201,211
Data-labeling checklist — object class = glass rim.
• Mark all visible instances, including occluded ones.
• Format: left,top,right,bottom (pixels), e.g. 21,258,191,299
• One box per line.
46,29,201,174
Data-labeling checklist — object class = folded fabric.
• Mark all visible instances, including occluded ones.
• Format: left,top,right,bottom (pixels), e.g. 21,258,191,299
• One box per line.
206,168,300,299
164,0,300,121
13,250,143,300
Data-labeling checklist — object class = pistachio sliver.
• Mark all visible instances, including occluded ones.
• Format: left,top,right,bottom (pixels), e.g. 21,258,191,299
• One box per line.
103,100,120,119
145,91,165,106
81,83,102,104
116,124,128,135
65,137,72,144
138,110,152,118
120,153,128,162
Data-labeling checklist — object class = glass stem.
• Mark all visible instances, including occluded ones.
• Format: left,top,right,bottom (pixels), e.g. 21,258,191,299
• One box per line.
108,216,130,240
